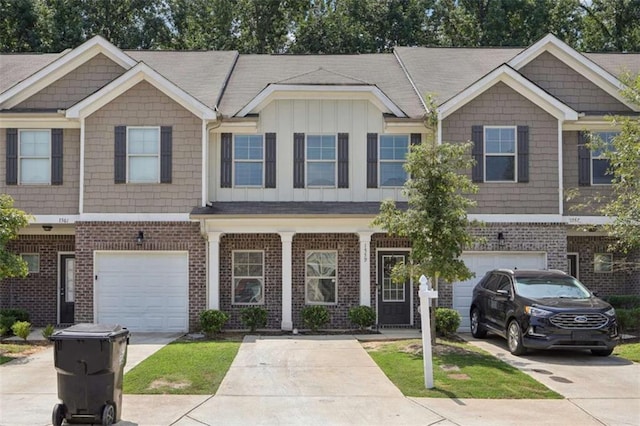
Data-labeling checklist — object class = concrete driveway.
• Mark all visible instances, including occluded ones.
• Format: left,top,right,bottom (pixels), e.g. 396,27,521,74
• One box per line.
465,334,640,425
0,332,201,426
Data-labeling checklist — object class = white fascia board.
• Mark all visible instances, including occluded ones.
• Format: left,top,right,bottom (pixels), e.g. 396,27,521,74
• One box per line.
236,84,406,118
437,65,578,121
563,119,621,131
564,216,614,226
203,216,381,234
66,62,217,120
508,34,637,112
33,213,193,223
383,119,427,134
0,114,79,128
0,36,136,109
215,119,259,133
469,214,564,223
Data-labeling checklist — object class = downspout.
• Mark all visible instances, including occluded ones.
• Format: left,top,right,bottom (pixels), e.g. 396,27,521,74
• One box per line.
79,117,85,214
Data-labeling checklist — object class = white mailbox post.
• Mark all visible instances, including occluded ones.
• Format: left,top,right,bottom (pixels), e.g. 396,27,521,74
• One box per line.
419,274,438,389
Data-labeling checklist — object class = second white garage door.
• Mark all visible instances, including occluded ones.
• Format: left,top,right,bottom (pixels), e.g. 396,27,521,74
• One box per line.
452,252,547,332
95,252,189,332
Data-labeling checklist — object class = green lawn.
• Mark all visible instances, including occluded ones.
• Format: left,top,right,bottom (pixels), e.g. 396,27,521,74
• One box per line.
364,339,561,399
614,342,640,362
0,343,44,365
124,339,241,394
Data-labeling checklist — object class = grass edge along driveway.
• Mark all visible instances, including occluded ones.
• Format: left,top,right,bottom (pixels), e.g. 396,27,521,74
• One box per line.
123,338,241,395
364,338,562,399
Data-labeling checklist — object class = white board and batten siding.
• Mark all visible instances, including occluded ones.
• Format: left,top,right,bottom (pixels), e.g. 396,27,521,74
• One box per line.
210,99,412,202
94,251,189,332
453,252,547,332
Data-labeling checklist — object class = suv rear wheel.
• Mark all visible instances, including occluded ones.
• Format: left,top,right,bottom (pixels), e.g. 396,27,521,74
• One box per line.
470,307,487,338
507,320,527,356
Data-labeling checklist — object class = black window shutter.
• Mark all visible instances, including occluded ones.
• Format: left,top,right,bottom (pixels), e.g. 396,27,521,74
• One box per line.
51,129,63,185
471,125,484,183
338,132,349,188
160,126,172,183
517,126,529,183
6,128,18,185
114,126,126,184
293,133,305,188
366,133,378,188
265,132,276,188
220,133,232,188
578,132,591,186
410,133,421,146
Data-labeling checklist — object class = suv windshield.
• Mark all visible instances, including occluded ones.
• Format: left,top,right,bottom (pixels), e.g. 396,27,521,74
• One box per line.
514,276,592,299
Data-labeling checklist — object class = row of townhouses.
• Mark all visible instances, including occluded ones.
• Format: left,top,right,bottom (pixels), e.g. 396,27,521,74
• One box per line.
1,34,638,333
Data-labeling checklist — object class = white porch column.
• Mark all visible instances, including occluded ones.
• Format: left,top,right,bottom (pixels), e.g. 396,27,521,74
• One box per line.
207,232,223,310
279,232,295,331
359,232,374,306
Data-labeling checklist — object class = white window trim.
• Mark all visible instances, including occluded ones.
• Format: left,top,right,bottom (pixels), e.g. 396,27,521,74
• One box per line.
483,125,517,183
18,129,51,185
21,253,40,274
594,253,613,273
231,250,265,305
305,250,338,305
306,134,337,188
379,134,409,188
126,126,160,184
381,254,406,302
233,134,264,188
590,131,617,186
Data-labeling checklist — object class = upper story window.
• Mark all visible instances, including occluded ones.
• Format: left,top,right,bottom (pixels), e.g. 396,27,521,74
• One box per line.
306,135,336,187
379,135,409,187
232,251,264,304
19,130,51,184
306,251,337,305
484,126,516,182
234,135,264,186
127,127,160,183
591,132,618,185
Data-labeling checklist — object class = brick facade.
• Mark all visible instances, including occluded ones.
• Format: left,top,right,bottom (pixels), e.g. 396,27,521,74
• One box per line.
567,235,639,296
1,235,75,326
219,234,283,329
74,221,206,331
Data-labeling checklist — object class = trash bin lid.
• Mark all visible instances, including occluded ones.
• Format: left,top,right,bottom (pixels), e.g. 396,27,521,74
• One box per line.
50,323,129,341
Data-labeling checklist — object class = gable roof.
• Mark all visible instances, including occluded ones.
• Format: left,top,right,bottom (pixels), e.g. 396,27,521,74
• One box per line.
0,36,136,109
438,64,578,121
217,53,424,118
0,52,62,94
66,62,217,120
508,34,637,111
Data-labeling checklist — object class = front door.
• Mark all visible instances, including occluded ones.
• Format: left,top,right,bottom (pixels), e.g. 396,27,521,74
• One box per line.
377,251,411,325
567,253,579,278
59,254,75,324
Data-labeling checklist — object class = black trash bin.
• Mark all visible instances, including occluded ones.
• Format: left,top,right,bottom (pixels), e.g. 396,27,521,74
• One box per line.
50,323,129,426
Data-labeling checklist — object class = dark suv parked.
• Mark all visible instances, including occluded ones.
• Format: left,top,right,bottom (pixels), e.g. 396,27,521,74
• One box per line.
470,269,619,356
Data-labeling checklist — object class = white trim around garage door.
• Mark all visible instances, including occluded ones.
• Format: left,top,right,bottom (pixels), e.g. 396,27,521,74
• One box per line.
93,251,189,332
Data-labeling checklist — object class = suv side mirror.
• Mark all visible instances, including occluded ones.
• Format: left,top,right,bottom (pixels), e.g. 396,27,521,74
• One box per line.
496,289,510,299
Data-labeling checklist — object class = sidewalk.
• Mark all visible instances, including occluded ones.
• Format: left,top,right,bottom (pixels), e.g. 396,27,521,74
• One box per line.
1,329,638,425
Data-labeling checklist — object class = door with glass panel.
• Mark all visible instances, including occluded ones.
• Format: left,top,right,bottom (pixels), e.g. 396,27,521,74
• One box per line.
59,254,75,324
377,251,411,325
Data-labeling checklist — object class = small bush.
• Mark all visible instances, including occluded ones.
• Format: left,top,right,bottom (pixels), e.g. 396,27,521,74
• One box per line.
0,308,29,322
0,316,17,336
11,321,31,341
0,308,29,336
435,308,461,336
240,307,268,332
301,306,330,332
616,308,640,333
199,310,229,337
42,324,56,339
606,295,640,310
348,306,376,330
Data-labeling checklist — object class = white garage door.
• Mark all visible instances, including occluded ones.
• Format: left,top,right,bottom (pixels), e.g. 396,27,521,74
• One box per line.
95,252,189,332
453,252,547,332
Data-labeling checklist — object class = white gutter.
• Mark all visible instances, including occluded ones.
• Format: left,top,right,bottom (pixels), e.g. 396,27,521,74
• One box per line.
79,117,85,214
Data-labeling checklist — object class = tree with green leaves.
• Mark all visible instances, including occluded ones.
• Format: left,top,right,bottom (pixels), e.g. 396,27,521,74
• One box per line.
0,195,31,280
372,100,480,293
580,0,640,52
593,74,640,257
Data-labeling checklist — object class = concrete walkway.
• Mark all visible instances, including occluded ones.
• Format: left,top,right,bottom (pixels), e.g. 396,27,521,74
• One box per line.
2,329,639,425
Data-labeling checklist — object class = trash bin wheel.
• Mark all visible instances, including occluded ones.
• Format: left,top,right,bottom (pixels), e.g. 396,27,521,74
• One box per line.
52,403,66,426
101,403,115,426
